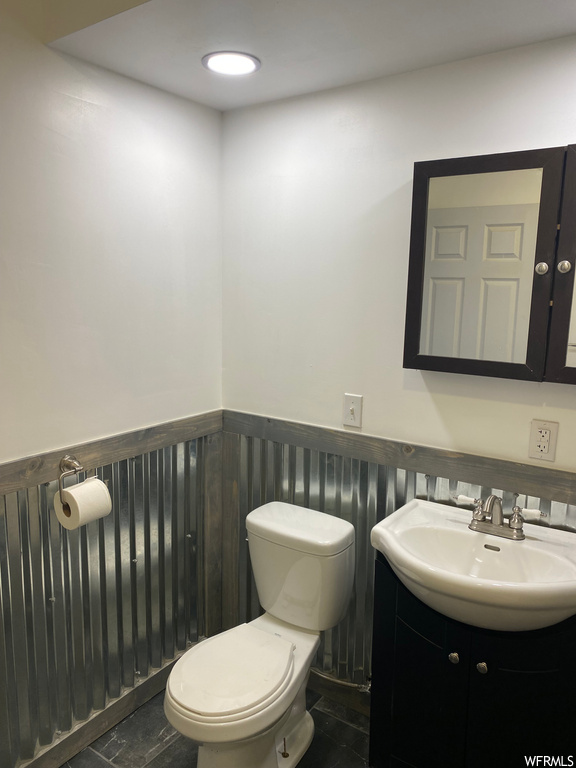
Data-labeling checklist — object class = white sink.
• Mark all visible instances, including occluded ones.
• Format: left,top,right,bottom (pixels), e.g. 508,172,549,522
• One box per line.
370,499,576,632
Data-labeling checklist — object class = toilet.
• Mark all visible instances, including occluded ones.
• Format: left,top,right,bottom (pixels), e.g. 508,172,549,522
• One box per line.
164,501,355,768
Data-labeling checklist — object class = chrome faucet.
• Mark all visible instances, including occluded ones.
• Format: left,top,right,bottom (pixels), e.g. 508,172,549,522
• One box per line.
454,493,544,541
465,494,526,541
483,494,503,526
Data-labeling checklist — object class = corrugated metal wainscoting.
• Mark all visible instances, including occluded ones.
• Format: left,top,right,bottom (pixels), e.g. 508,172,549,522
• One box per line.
3,411,576,767
0,439,206,768
224,432,576,692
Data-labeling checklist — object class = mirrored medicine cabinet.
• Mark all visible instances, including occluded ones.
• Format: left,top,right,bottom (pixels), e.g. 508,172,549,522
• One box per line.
403,145,576,383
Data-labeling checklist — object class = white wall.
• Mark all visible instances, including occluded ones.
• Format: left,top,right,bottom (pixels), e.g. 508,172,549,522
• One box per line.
0,9,223,463
5,11,576,475
222,36,576,472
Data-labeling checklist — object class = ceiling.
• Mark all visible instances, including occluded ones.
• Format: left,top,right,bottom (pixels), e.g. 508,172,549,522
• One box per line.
49,0,576,112
5,0,149,46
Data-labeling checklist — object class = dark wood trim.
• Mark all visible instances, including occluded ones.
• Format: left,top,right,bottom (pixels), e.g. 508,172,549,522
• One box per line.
221,431,241,630
545,144,576,383
5,408,576,505
0,410,222,495
21,660,179,768
4,406,576,505
403,354,542,381
222,410,576,506
203,432,223,637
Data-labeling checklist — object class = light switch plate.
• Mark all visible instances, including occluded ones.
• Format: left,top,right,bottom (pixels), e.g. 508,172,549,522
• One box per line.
343,394,363,428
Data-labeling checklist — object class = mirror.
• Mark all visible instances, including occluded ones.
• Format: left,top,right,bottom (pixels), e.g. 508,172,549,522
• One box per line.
404,147,567,381
420,168,543,364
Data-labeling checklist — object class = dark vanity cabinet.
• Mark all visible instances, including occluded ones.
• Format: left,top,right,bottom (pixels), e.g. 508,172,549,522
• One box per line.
403,144,576,383
369,554,576,767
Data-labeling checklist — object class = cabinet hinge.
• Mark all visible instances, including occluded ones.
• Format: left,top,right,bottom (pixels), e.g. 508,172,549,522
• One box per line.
550,300,554,306
558,223,561,230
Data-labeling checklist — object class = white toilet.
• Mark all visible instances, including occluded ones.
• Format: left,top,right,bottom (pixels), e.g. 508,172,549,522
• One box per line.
164,501,355,768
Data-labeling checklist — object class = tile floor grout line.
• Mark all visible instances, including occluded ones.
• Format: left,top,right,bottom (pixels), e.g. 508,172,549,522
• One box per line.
85,746,118,768
90,729,182,768
140,731,184,768
320,715,368,734
310,704,369,736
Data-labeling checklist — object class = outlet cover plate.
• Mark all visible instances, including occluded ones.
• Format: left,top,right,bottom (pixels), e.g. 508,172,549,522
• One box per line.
528,419,559,462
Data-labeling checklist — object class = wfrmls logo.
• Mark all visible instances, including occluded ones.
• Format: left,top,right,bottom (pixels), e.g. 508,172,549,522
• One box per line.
524,758,574,767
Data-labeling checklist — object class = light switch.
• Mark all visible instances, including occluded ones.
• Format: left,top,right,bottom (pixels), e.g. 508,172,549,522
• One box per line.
343,394,363,428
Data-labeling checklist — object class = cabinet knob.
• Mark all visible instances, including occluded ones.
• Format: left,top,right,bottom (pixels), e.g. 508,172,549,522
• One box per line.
558,260,572,274
448,652,459,664
535,262,549,275
476,662,488,674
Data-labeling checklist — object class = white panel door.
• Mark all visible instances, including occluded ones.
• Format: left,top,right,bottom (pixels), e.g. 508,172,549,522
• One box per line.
420,204,539,362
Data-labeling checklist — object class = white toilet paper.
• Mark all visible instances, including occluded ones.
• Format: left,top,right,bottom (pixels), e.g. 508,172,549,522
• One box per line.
54,476,112,530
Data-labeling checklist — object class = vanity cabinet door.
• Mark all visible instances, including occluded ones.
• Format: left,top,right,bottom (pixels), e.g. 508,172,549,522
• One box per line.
370,555,576,768
465,624,576,766
370,556,469,768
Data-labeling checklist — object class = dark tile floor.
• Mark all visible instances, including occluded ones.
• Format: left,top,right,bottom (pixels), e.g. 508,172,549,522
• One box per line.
62,689,370,768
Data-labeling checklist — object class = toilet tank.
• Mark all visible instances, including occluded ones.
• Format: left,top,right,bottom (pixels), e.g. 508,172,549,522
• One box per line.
246,502,355,632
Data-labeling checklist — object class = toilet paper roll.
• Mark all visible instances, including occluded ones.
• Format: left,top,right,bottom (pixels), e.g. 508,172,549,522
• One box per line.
54,476,112,530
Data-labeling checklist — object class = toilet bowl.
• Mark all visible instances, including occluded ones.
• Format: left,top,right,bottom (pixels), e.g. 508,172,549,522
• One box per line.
164,502,355,768
165,615,319,768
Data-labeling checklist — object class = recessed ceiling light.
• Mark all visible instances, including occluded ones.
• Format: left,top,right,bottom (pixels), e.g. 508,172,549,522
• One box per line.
201,51,261,76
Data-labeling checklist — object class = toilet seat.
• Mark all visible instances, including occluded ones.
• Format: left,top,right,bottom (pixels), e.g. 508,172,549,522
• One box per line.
164,615,321,746
167,624,295,723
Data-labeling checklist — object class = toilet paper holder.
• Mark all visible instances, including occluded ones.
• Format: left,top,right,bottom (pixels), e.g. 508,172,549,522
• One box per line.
55,455,111,528
58,454,89,501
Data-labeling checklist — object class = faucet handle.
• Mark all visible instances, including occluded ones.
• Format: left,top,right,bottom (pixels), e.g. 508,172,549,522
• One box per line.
509,505,524,530
454,494,477,505
454,495,485,519
520,507,543,520
511,493,544,520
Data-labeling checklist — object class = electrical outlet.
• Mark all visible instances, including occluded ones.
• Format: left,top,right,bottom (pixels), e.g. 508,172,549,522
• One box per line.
528,419,559,462
343,394,363,428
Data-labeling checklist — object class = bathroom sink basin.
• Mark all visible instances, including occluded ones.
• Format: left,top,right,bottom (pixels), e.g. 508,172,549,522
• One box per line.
370,499,576,631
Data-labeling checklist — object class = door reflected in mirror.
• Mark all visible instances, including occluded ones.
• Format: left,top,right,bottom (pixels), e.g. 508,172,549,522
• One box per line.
420,168,543,364
566,276,576,368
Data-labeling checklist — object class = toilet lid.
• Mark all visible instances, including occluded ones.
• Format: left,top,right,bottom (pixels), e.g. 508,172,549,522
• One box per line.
169,624,295,718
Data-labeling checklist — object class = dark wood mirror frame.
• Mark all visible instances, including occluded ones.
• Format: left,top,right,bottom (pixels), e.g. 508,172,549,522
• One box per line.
545,145,576,383
403,146,575,382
